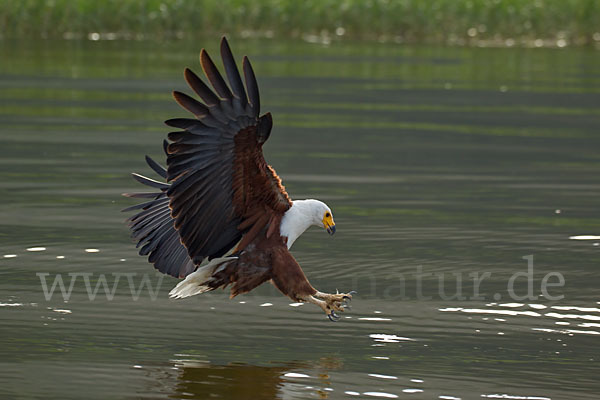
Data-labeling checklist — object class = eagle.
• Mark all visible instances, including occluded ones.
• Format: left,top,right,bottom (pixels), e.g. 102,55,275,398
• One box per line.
123,37,353,321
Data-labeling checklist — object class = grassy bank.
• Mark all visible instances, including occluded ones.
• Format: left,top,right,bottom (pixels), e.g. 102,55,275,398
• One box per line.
1,0,599,46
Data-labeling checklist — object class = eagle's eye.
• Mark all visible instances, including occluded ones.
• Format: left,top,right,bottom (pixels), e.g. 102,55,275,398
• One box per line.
325,212,331,218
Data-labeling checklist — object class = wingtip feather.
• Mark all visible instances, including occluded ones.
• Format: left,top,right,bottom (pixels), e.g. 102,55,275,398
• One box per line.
200,48,233,100
220,36,247,105
242,56,260,116
184,66,220,106
172,90,209,118
145,155,167,179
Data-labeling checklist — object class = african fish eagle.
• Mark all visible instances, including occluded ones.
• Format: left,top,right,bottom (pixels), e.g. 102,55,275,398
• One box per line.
123,37,353,321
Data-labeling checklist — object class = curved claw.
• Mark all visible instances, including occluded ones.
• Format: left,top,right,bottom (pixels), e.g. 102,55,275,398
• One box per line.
328,311,340,322
342,290,357,301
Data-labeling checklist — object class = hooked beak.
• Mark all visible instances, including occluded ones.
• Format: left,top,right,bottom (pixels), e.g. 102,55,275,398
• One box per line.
326,224,336,235
323,213,336,235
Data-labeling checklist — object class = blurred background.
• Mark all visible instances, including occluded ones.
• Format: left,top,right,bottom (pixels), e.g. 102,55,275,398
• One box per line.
1,1,599,400
1,0,600,47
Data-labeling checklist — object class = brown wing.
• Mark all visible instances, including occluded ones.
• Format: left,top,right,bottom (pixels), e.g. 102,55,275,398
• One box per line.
165,37,292,266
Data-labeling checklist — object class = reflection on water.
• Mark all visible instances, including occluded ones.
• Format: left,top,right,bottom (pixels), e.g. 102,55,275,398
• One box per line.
1,38,600,399
171,362,298,400
161,357,426,400
134,357,346,399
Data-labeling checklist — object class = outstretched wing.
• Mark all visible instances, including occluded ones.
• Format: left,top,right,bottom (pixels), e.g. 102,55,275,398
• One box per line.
165,37,292,266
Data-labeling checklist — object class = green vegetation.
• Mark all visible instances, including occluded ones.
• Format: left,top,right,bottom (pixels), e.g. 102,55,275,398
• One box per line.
1,0,599,46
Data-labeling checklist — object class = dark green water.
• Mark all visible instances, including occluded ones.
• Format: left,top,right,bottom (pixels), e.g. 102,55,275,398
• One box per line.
1,38,599,399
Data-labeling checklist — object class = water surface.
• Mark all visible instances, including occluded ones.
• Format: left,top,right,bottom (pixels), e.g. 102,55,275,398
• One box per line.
1,39,599,399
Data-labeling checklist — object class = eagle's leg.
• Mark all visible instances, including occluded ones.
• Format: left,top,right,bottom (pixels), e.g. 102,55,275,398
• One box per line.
270,250,355,321
304,291,354,322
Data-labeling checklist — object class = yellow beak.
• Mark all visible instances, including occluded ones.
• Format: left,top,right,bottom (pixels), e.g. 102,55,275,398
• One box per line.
322,215,336,235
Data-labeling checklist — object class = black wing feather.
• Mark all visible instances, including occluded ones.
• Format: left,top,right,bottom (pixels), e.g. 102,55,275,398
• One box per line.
200,49,233,101
145,155,167,179
172,91,209,118
220,37,247,107
122,157,195,278
242,56,260,117
184,68,219,106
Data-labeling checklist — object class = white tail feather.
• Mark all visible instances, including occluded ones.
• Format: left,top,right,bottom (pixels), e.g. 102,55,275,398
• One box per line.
169,257,237,299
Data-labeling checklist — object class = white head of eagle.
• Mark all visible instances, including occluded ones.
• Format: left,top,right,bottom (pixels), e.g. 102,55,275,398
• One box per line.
279,199,336,249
